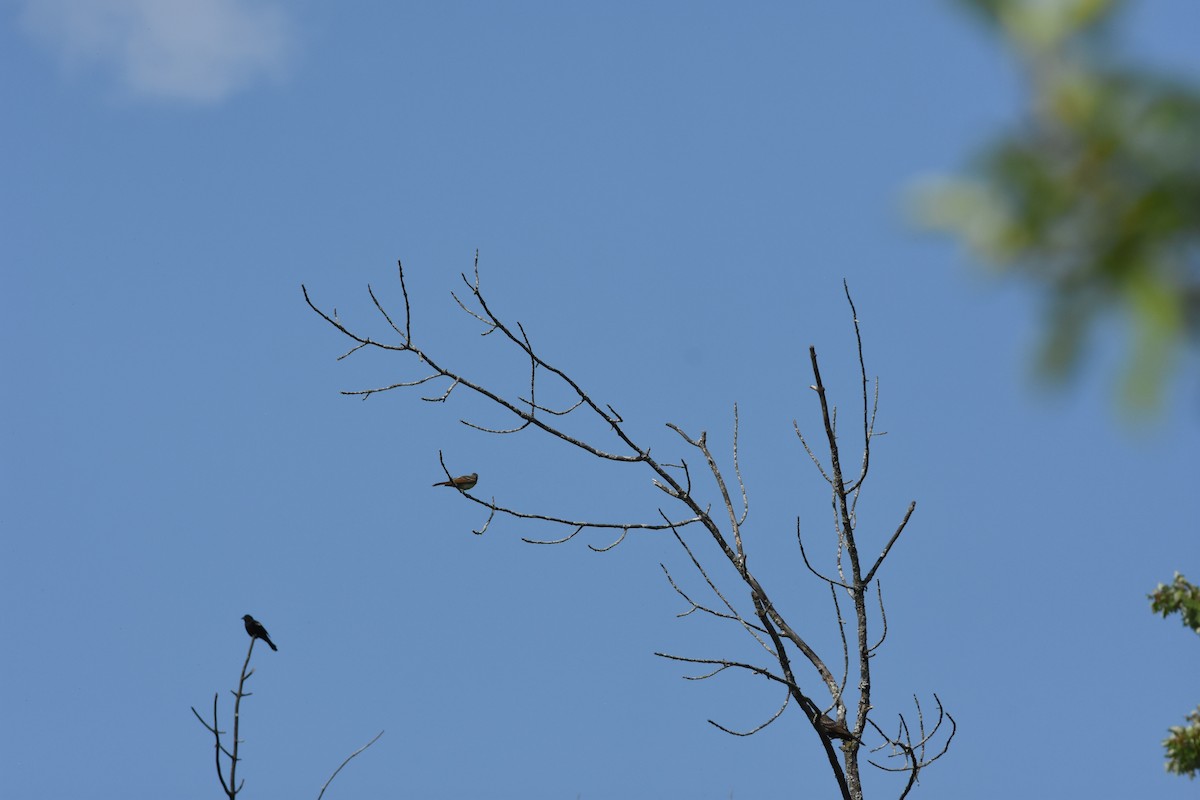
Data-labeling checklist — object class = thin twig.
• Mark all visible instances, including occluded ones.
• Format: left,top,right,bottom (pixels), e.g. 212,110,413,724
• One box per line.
708,690,791,736
863,501,916,585
868,580,889,654
665,523,773,653
190,694,234,798
659,562,769,633
316,730,385,800
796,518,852,589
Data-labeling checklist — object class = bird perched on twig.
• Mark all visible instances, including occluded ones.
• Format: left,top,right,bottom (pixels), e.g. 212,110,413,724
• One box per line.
242,614,278,651
432,472,478,491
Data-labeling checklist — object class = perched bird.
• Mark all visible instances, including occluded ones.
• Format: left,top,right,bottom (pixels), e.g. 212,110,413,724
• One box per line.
818,713,856,742
242,614,278,651
432,472,478,491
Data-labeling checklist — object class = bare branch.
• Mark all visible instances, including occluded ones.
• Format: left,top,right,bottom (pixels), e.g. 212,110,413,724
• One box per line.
840,281,873,494
663,423,745,563
461,418,531,435
708,690,791,736
806,337,878,792
395,260,413,342
228,638,256,798
343,373,445,397
462,320,541,436
305,264,954,798
522,525,585,545
748,592,852,799
192,636,260,799
303,285,407,355
466,492,701,538
305,275,649,462
666,524,773,653
796,518,852,589
681,662,734,681
661,562,704,619
731,405,749,527
652,459,693,501
830,585,851,710
653,652,792,689
367,284,406,342
470,502,495,536
588,527,630,552
869,580,889,654
191,694,234,798
422,377,460,403
660,562,769,633
794,420,833,484
863,501,917,585
522,397,585,416
316,730,385,800
865,694,957,798
516,320,537,416
451,287,492,328
336,342,369,361
751,584,841,700
432,449,694,540
847,377,881,500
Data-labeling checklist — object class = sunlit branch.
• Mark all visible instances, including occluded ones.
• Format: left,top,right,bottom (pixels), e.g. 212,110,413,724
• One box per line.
666,521,773,654
863,501,916,585
659,562,769,633
304,260,954,799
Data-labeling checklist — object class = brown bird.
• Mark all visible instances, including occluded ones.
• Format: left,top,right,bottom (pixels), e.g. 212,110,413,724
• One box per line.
242,614,278,651
432,472,478,491
818,713,856,741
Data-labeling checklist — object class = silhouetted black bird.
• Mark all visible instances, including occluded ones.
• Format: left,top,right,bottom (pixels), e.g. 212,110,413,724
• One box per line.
242,614,278,651
432,472,478,491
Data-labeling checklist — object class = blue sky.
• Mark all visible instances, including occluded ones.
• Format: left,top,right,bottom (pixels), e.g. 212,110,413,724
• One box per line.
2,1,1198,798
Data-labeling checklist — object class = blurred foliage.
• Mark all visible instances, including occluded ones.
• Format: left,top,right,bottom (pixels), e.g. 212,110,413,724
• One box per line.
1149,573,1200,778
1162,709,1200,780
914,0,1200,409
1151,572,1200,634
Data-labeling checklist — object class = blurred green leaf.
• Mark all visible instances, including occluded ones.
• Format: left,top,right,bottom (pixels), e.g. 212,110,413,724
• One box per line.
914,0,1200,411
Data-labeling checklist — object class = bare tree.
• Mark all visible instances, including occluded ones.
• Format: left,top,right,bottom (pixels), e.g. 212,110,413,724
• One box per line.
192,636,261,799
303,255,954,799
192,632,383,798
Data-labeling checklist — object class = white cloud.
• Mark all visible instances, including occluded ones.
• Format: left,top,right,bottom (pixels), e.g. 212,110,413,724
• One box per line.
20,0,296,103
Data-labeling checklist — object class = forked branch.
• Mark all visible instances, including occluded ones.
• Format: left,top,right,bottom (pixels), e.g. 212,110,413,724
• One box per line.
306,260,954,799
190,638,257,799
